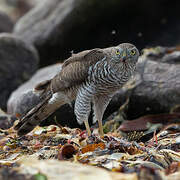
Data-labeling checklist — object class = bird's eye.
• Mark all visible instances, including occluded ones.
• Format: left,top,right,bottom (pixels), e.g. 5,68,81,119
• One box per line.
116,50,120,55
130,49,136,56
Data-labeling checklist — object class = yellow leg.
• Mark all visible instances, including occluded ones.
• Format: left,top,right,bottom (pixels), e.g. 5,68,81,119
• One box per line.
84,120,91,136
98,119,104,137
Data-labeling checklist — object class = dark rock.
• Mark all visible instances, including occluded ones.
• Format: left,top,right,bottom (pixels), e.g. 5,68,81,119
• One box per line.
0,109,17,129
7,63,61,116
126,47,180,119
143,46,180,64
13,0,180,66
0,0,34,22
0,11,13,32
8,91,41,118
0,33,39,110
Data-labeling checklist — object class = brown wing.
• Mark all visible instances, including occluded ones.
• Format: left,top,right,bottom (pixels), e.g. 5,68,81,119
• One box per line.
51,48,106,92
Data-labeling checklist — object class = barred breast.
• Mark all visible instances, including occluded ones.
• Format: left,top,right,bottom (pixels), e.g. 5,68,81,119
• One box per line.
88,56,136,95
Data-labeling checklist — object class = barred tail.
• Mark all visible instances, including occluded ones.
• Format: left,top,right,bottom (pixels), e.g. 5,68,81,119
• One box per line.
14,90,52,136
14,80,66,136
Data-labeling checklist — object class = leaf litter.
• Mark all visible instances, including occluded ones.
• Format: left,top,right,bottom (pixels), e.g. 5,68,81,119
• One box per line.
0,112,180,180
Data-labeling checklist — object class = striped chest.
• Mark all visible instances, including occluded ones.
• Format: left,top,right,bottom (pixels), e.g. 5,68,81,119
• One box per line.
88,58,135,93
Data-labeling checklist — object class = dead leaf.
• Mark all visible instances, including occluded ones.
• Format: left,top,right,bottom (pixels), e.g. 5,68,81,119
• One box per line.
81,143,105,154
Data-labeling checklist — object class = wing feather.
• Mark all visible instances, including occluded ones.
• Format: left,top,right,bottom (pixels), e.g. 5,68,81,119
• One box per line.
51,49,106,92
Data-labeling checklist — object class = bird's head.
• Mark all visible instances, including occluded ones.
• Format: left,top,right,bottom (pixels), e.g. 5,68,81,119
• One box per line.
111,43,139,66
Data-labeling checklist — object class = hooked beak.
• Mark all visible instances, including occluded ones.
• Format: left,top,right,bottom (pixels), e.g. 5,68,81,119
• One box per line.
121,51,127,62
122,56,127,62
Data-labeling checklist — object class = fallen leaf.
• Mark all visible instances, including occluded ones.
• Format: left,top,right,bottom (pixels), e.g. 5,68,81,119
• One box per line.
81,143,105,154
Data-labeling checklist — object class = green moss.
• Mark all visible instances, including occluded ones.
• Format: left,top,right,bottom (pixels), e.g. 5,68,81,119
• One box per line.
33,173,48,180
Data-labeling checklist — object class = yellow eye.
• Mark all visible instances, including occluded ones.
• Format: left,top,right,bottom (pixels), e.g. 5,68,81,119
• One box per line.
130,49,136,56
116,50,120,55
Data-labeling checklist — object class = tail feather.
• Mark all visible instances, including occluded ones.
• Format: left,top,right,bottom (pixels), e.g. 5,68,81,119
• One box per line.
14,91,52,136
14,92,67,136
14,78,68,136
14,79,53,136
14,91,51,130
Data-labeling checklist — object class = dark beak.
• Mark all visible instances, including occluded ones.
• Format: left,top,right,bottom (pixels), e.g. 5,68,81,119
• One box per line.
121,56,127,62
121,50,127,62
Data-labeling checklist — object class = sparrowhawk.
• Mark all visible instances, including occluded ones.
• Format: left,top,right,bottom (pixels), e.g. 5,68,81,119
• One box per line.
14,43,139,136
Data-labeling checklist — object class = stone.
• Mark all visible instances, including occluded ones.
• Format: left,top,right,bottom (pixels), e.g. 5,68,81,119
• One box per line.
0,11,13,32
7,63,60,116
13,0,180,66
126,47,180,119
0,109,16,129
142,46,180,64
0,0,35,22
0,33,39,110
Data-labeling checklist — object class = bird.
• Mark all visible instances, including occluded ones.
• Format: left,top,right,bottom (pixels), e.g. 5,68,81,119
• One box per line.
14,43,139,137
